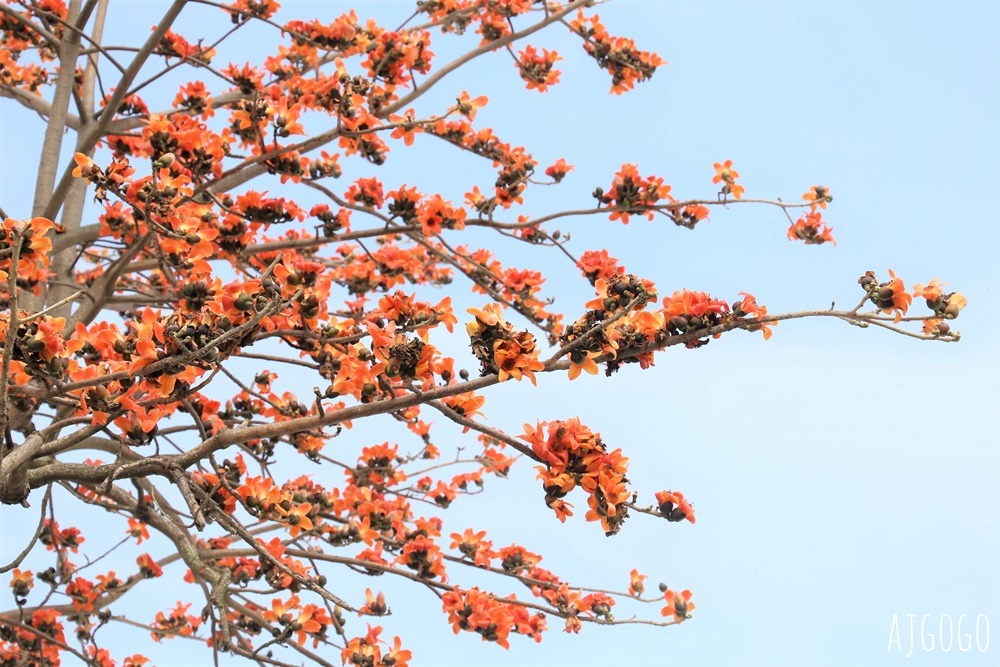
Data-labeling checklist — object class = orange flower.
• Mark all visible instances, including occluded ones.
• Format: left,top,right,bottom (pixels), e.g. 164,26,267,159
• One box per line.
493,333,545,385
390,109,423,146
567,349,600,380
384,636,412,667
516,45,562,92
441,392,485,427
10,569,33,597
735,292,775,340
629,569,648,596
263,594,301,624
912,279,966,320
71,152,101,179
545,158,574,182
871,269,912,323
95,571,122,592
136,553,163,578
912,277,946,302
454,91,488,120
803,185,832,210
655,490,696,524
66,577,98,613
466,304,504,334
359,588,389,616
127,518,150,544
660,588,694,621
152,601,201,641
712,159,745,199
943,292,968,319
290,604,324,646
277,502,314,537
787,210,836,246
450,528,494,567
921,318,952,337
546,497,574,522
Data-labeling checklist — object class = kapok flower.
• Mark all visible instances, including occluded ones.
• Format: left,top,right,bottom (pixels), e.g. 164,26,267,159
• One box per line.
922,319,953,337
72,153,103,181
277,502,314,538
127,518,150,544
655,490,696,524
629,569,648,596
360,588,389,616
942,292,968,319
867,269,912,323
712,159,745,199
454,91,488,120
546,497,574,522
466,303,504,334
660,588,694,622
263,594,301,625
912,278,947,303
66,577,98,613
493,332,545,385
136,553,163,578
10,569,33,597
567,349,600,380
384,636,413,667
912,278,967,320
803,185,832,210
545,158,574,182
450,528,494,567
734,292,775,340
787,211,836,246
390,109,424,146
516,45,562,92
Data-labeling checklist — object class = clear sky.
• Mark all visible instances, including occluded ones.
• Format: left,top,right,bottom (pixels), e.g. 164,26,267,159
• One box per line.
1,1,998,666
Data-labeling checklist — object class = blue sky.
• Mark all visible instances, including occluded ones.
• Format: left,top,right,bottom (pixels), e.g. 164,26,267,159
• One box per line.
1,1,998,666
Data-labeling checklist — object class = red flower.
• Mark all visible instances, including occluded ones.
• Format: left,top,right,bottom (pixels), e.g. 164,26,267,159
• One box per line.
136,553,163,578
545,158,574,182
516,45,562,92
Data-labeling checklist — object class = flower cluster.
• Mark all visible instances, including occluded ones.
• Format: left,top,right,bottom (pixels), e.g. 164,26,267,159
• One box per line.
151,602,202,642
262,594,332,647
0,608,67,666
569,10,666,94
520,419,631,534
466,304,545,385
442,587,546,649
0,217,54,292
341,626,411,667
594,163,674,224
787,210,836,245
516,46,562,92
912,277,967,337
